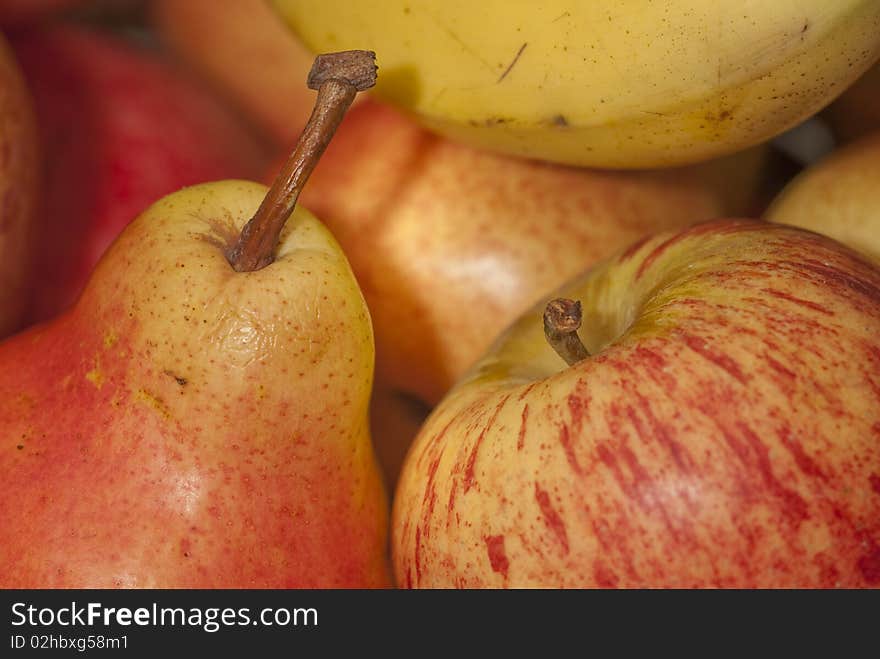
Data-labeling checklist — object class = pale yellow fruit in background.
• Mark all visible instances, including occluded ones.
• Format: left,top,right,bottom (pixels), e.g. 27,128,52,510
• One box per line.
766,130,880,261
272,0,880,168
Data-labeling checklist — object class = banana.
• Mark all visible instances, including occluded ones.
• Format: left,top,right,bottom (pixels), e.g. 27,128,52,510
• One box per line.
272,0,880,168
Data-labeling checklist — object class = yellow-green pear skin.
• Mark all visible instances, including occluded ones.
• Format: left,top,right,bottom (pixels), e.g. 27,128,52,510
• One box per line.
0,181,391,588
272,0,880,168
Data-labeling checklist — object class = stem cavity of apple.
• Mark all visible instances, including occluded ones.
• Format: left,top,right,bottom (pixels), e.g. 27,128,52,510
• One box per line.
544,297,590,366
226,50,378,272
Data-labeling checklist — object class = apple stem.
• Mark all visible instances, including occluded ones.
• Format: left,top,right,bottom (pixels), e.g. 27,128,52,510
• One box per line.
544,298,590,366
226,50,377,272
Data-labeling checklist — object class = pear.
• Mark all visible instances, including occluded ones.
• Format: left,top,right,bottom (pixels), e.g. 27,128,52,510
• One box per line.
0,51,391,588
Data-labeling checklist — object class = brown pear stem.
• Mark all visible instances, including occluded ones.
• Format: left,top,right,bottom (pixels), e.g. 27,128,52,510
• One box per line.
227,50,377,272
544,298,590,366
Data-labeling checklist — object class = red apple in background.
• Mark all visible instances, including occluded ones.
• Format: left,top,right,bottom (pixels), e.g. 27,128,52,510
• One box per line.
283,99,772,485
0,31,38,337
393,219,880,588
150,0,318,148
766,129,880,261
10,23,271,325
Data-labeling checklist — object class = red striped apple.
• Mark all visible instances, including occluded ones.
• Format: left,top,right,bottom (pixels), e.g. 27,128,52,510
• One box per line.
393,219,880,588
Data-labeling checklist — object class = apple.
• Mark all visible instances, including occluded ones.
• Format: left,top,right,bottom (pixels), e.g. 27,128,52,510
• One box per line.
392,219,880,588
766,129,880,261
10,23,270,325
150,0,321,148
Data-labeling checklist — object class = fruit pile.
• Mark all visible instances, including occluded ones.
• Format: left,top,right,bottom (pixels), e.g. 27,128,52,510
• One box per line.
0,0,878,589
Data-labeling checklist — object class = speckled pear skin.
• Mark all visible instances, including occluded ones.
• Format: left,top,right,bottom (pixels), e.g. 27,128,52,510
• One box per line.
0,180,391,588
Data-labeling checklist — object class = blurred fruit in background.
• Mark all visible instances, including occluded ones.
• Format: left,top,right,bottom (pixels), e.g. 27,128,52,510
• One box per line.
296,99,772,405
766,129,880,261
150,0,319,149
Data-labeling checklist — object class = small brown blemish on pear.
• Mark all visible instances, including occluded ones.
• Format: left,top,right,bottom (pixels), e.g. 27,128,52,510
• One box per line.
163,370,188,387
